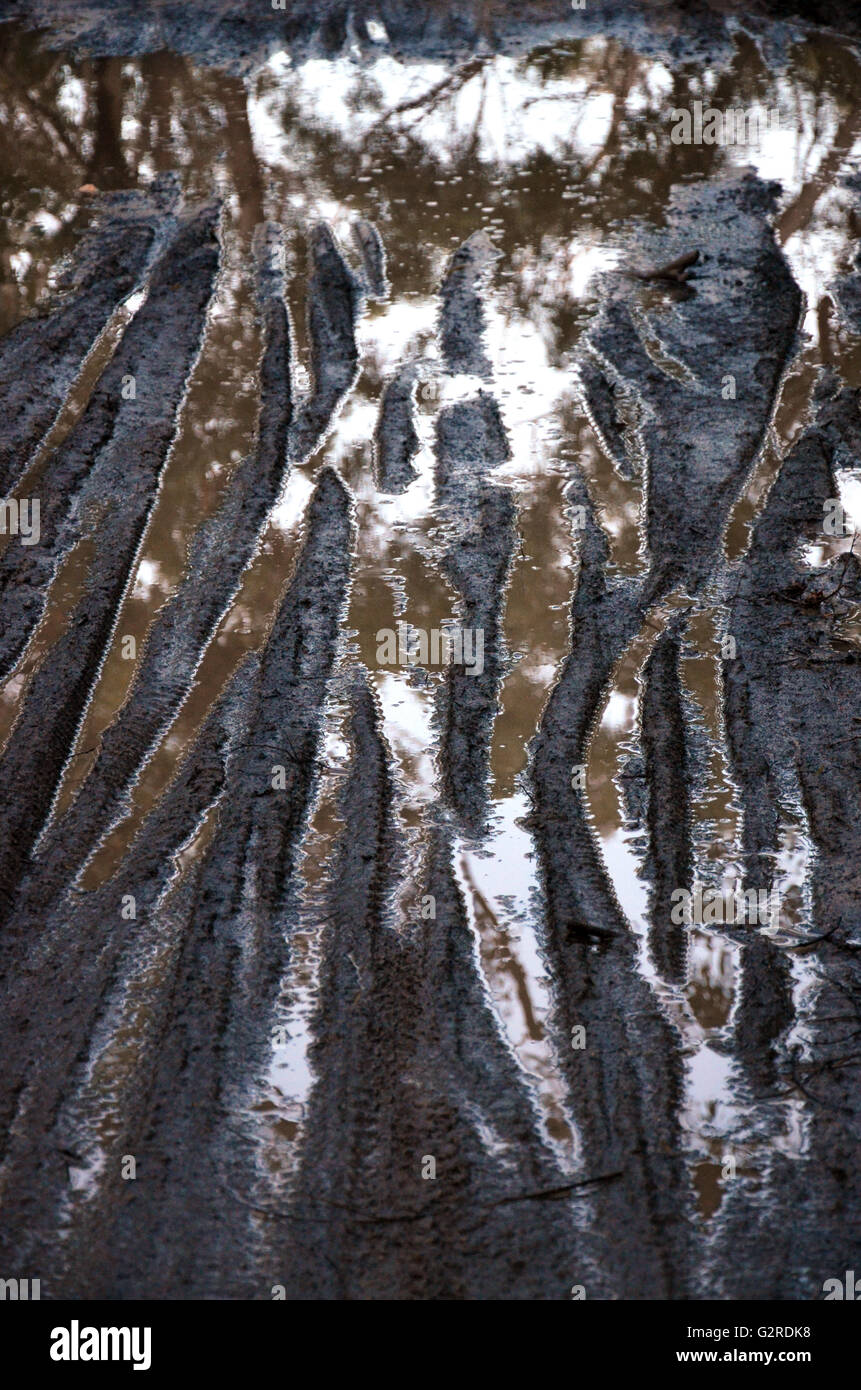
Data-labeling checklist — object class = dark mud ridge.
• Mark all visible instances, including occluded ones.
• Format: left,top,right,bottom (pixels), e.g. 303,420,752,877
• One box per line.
0,2,861,1303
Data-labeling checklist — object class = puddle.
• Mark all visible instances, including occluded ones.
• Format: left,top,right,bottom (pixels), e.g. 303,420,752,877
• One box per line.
3,11,861,1264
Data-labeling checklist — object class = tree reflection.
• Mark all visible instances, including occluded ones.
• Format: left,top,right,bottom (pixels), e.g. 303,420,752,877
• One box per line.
0,23,857,348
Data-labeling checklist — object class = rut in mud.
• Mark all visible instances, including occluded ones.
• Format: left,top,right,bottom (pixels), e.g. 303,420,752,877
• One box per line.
1,1,861,1300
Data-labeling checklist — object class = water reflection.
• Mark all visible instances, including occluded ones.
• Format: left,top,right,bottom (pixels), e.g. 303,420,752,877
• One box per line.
2,15,861,1212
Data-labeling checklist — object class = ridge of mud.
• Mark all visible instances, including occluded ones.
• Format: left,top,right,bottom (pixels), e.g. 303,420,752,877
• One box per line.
351,219,387,300
529,500,643,943
576,353,640,482
374,361,420,493
287,223,362,463
715,372,861,1295
0,177,181,496
0,467,354,1295
439,232,497,379
14,221,292,919
528,492,695,1297
284,673,579,1298
641,621,693,985
586,172,801,606
434,239,515,836
0,200,221,929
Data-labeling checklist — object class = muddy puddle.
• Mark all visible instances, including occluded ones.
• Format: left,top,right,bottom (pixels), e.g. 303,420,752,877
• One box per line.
1,3,861,1299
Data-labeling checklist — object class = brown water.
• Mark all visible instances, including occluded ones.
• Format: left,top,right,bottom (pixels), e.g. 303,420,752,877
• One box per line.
2,18,861,1216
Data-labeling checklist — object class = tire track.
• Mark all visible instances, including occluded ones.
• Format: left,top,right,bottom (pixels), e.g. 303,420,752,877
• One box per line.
12,221,292,921
0,200,221,935
715,374,861,1296
0,466,354,1295
282,670,582,1299
434,237,516,837
525,172,804,1294
0,176,180,496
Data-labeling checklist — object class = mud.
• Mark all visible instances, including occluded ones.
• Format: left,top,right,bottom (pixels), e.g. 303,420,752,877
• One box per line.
0,197,219,927
0,466,353,1294
710,375,861,1296
280,674,579,1299
584,172,801,605
374,362,420,493
641,622,692,984
9,221,291,921
0,178,179,495
7,0,861,72
0,0,860,1304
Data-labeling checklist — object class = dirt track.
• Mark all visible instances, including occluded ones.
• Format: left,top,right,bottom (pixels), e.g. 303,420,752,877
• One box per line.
0,0,860,1301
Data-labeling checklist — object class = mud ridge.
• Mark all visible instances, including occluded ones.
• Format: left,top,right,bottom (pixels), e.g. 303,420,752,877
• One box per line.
585,172,801,606
439,231,496,379
714,372,861,1295
640,620,693,984
434,450,516,836
287,223,362,463
433,238,516,836
284,672,580,1298
14,220,292,920
0,467,354,1295
0,175,181,496
351,218,388,300
0,200,221,931
527,486,696,1296
374,361,420,493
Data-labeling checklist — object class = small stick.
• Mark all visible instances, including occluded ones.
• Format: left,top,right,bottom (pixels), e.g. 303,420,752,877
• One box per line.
632,249,700,283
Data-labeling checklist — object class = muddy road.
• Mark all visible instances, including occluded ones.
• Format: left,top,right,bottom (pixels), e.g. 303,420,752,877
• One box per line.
0,0,860,1302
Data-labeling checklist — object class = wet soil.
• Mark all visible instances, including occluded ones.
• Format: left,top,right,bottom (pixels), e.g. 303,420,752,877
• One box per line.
0,0,860,1300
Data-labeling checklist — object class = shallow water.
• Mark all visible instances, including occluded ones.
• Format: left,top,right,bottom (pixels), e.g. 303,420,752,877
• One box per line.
2,14,861,1238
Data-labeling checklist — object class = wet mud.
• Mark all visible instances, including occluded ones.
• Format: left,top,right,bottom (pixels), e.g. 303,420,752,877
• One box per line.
0,0,860,1302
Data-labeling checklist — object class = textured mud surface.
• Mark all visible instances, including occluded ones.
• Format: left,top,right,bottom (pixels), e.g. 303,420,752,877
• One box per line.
1,0,861,1301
